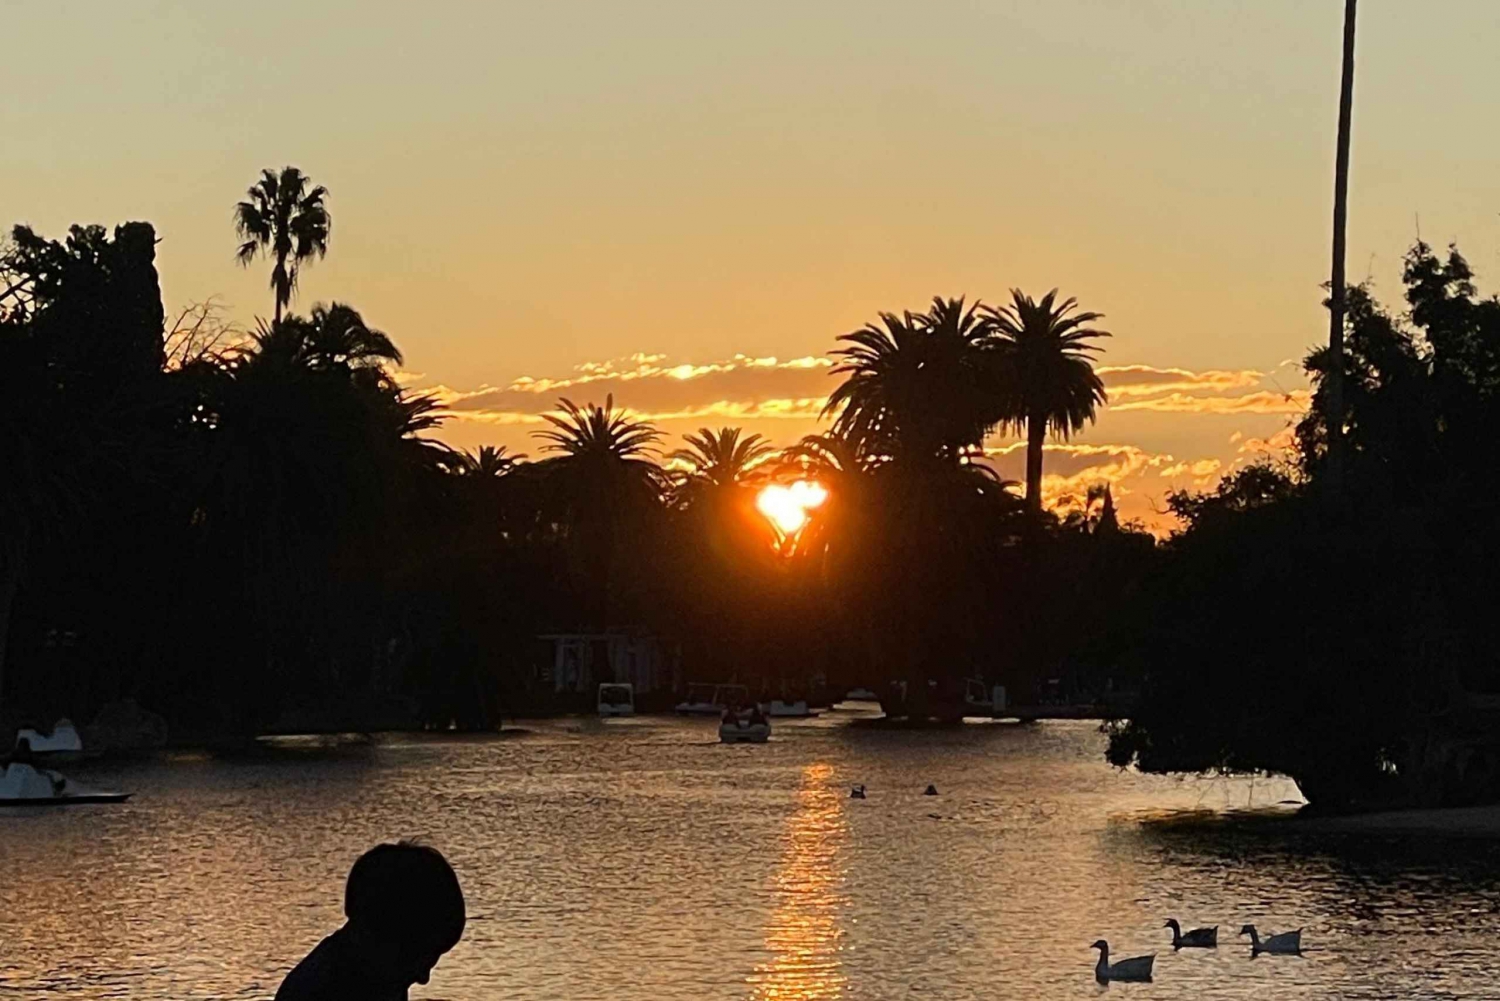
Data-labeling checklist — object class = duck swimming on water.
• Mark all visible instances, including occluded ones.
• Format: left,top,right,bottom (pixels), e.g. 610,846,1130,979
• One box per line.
1240,924,1302,955
1164,918,1218,948
850,784,866,799
1091,940,1154,982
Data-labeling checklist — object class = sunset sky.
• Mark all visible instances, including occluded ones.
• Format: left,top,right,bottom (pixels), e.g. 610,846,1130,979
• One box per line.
7,1,1500,526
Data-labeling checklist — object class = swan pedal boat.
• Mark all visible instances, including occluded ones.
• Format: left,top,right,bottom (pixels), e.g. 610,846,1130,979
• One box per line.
719,718,771,743
0,762,131,806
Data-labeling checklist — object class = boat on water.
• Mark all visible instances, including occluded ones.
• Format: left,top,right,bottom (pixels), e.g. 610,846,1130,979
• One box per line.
676,682,749,715
0,761,130,807
15,719,88,762
879,677,1006,722
844,687,878,701
760,699,820,718
719,712,771,744
597,682,636,717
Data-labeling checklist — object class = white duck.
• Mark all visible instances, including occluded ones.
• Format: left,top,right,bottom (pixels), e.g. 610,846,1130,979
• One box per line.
1240,924,1302,955
1092,940,1155,982
1164,918,1218,949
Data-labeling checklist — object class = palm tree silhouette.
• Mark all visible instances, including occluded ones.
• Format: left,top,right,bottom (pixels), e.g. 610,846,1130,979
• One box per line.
983,289,1109,513
252,302,400,372
824,297,998,466
459,445,524,478
533,395,664,628
670,427,774,491
234,166,331,324
536,395,662,465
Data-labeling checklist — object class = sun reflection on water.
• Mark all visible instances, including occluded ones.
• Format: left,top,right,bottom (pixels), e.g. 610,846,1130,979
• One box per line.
747,762,849,1001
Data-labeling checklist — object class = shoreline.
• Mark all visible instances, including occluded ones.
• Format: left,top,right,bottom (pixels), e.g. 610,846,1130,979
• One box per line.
1297,803,1500,837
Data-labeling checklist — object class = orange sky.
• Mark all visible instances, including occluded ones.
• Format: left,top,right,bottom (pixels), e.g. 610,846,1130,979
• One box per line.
6,2,1500,528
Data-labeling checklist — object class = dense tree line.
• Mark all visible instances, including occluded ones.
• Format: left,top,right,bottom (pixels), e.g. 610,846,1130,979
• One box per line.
1108,240,1500,811
2,178,1150,739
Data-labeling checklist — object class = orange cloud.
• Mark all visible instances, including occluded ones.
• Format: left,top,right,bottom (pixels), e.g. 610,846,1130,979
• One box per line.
411,351,1295,534
427,351,836,423
1238,425,1298,454
1112,390,1311,415
1099,364,1264,399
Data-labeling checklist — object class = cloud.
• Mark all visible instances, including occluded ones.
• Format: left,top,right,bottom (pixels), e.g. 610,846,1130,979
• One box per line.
1111,389,1311,415
1238,425,1297,455
982,442,1176,508
425,351,837,424
409,350,1300,534
1099,364,1264,399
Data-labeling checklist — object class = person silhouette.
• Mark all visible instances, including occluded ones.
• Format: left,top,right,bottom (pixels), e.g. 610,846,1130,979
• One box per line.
275,841,465,1001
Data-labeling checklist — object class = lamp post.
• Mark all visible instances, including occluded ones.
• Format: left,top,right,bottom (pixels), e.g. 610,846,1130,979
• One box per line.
1327,0,1357,490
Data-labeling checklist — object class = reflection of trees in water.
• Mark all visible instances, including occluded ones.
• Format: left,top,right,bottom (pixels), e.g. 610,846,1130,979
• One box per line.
748,762,848,1001
1132,817,1500,932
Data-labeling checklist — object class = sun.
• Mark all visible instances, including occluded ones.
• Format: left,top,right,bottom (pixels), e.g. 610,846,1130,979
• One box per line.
756,480,828,536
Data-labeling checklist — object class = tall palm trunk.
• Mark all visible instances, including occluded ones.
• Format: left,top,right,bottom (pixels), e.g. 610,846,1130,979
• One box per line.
272,254,288,325
1327,0,1357,490
1025,411,1046,514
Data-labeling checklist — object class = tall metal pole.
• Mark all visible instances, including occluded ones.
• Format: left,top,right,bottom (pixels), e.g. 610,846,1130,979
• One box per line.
1327,0,1357,490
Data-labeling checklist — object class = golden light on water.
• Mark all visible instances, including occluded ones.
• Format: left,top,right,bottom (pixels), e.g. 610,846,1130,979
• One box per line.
756,481,828,536
748,762,848,1001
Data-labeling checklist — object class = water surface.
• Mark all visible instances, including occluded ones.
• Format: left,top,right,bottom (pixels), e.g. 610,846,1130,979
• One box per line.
4,714,1498,1000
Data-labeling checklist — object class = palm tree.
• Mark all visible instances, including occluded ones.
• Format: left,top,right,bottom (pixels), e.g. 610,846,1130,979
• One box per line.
459,445,524,478
234,166,331,324
983,289,1110,514
533,396,664,627
252,302,400,372
670,427,774,492
824,297,998,465
536,395,662,465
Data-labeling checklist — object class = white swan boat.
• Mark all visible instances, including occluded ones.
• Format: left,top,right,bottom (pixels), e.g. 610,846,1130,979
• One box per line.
0,762,130,807
16,719,86,761
718,716,771,743
676,683,749,715
597,683,635,717
760,699,820,718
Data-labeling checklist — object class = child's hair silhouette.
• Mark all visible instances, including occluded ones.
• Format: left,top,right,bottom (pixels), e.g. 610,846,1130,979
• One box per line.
346,841,466,949
275,841,466,1000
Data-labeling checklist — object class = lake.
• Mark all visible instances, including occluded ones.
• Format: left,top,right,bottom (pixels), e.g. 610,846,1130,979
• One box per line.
4,712,1500,1000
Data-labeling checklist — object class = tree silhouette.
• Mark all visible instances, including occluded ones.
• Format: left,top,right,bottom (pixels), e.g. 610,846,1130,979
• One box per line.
234,167,331,324
669,427,774,496
533,396,665,628
459,445,524,478
251,302,400,375
824,297,998,466
983,289,1109,513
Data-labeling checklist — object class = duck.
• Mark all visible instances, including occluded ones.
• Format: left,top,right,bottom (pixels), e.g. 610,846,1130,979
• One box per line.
923,784,939,796
1164,918,1218,949
1240,924,1302,955
850,784,866,799
1091,940,1155,982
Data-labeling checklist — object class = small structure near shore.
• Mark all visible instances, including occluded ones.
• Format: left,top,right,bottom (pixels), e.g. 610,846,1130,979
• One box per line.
539,631,672,699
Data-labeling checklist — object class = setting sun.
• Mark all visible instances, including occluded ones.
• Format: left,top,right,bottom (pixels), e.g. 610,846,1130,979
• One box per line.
756,481,828,536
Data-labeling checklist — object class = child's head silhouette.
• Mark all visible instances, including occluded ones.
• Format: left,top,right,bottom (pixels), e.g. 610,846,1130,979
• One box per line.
344,841,466,988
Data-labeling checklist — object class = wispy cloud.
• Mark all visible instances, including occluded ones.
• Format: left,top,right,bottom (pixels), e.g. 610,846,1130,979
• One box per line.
1112,389,1311,415
424,351,836,424
1099,364,1264,399
1238,425,1298,454
409,351,1302,533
